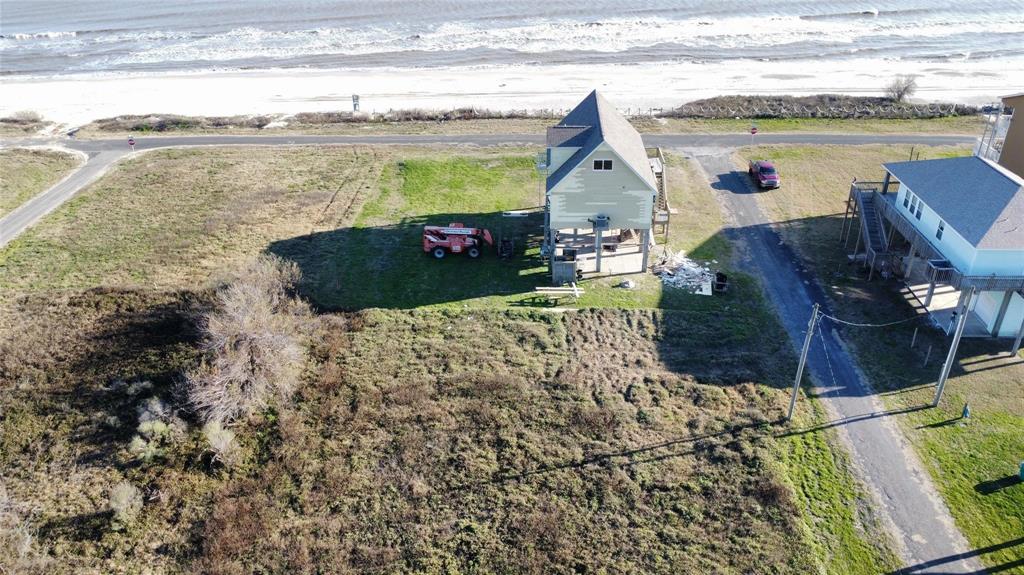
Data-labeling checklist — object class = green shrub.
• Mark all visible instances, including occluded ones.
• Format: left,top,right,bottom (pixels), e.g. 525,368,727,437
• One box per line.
202,421,240,468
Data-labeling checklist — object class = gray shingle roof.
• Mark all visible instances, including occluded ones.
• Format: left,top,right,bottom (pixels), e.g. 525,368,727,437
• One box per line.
546,90,656,192
884,155,1024,249
546,126,589,147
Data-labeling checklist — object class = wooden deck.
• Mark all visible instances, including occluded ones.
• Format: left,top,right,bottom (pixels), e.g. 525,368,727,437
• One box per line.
902,255,992,338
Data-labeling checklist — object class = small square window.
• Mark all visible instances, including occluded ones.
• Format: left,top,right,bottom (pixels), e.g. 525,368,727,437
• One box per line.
593,159,612,170
936,221,945,240
915,205,922,219
903,193,910,208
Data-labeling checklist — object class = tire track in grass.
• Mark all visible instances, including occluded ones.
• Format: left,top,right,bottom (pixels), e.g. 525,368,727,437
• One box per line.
309,146,361,236
298,147,388,306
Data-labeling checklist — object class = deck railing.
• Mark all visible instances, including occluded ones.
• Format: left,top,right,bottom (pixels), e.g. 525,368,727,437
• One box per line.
869,185,1024,291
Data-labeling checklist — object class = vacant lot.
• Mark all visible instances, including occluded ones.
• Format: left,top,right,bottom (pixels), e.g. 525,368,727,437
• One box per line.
741,144,1024,570
0,146,391,295
0,145,900,573
0,148,80,217
0,294,896,574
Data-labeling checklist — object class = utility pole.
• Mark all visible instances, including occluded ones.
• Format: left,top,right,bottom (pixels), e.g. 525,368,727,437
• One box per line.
934,286,975,407
788,303,820,421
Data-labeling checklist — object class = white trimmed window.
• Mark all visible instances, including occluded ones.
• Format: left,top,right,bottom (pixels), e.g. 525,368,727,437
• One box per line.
936,221,945,240
593,159,613,171
903,191,911,208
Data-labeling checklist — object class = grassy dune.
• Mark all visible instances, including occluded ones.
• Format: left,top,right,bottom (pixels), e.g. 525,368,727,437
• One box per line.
72,114,986,139
0,145,899,573
0,148,80,217
741,143,1024,570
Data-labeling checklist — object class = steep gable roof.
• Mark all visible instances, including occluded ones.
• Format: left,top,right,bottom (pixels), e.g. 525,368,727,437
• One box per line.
546,90,657,192
546,126,589,147
884,155,1024,249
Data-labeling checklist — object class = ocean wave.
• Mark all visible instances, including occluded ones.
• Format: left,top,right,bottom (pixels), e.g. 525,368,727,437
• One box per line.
2,30,77,40
4,6,1024,74
86,12,1024,67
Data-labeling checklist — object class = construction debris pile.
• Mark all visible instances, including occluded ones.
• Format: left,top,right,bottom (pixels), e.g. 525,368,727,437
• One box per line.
653,250,714,295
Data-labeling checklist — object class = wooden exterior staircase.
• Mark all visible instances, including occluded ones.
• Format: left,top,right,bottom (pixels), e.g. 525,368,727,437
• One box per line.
842,183,891,279
647,147,671,236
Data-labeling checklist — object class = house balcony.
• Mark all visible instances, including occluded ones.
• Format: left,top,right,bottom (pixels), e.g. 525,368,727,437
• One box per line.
850,181,1024,292
901,254,991,337
844,181,1024,339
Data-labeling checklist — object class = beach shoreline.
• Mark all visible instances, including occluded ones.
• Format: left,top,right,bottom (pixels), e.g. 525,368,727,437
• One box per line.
1,58,1019,129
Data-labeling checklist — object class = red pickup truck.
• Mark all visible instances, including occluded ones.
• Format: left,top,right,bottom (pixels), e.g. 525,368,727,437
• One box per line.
748,160,780,189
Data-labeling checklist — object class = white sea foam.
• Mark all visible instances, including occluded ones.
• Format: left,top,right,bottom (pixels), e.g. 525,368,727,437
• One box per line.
6,30,77,40
74,11,1023,70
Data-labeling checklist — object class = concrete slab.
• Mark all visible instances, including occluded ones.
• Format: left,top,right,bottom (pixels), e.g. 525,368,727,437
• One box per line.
553,228,648,276
902,256,992,337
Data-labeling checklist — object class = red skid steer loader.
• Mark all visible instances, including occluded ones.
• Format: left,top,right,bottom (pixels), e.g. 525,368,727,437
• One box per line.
423,223,494,259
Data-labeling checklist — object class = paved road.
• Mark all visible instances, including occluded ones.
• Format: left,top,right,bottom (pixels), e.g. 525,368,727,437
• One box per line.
688,150,982,574
0,132,975,247
0,150,125,246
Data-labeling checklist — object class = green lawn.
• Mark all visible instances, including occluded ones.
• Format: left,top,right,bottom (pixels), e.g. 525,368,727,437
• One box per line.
270,154,548,309
776,400,901,573
743,143,1024,570
0,148,80,217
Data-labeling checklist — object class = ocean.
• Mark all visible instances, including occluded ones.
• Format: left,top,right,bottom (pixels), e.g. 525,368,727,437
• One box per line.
3,0,1024,78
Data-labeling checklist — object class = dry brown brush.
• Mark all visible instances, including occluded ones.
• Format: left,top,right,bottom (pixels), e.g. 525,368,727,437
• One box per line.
187,255,313,424
92,114,272,132
0,486,48,574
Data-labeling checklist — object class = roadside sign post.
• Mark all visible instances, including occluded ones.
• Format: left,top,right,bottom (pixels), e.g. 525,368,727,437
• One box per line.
128,136,135,152
750,124,758,146
788,303,819,421
352,94,360,112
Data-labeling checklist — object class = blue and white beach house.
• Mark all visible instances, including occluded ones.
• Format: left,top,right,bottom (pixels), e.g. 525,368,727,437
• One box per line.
842,92,1024,354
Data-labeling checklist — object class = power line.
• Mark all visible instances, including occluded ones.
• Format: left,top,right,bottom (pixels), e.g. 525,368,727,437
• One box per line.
818,311,924,329
816,315,840,391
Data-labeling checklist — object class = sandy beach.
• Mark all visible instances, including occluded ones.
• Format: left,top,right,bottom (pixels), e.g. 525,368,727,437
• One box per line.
2,57,1019,129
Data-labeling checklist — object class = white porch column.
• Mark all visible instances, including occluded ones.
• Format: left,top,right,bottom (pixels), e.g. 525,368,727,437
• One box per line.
935,287,976,406
991,290,1015,337
924,280,937,307
641,229,651,271
1012,313,1024,356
